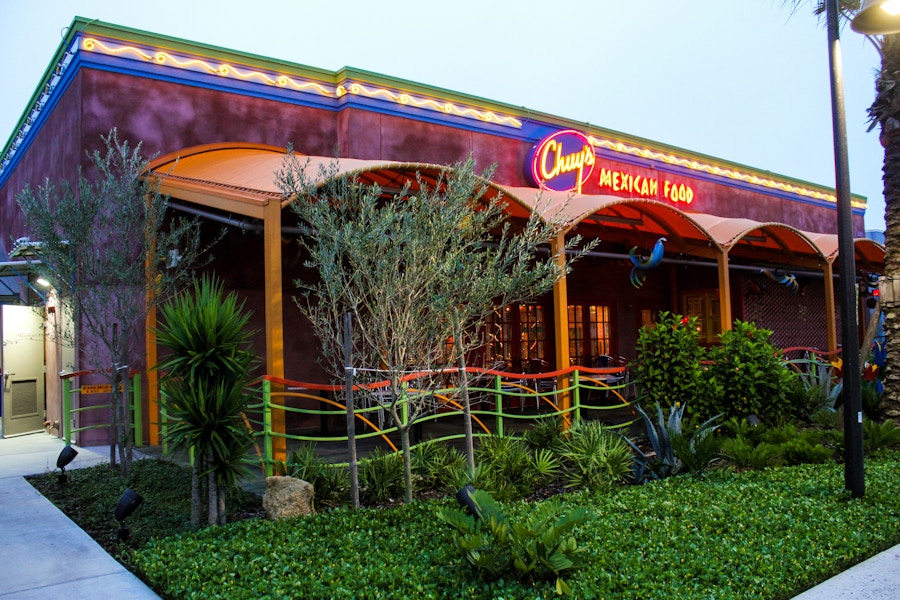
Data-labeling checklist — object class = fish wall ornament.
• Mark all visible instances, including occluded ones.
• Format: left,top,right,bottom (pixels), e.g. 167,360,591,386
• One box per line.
761,268,799,293
628,237,666,288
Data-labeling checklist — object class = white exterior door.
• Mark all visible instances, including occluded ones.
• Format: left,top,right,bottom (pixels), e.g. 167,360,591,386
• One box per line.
1,305,45,437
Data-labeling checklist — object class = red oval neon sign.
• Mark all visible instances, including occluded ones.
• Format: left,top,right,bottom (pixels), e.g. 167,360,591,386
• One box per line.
527,130,595,193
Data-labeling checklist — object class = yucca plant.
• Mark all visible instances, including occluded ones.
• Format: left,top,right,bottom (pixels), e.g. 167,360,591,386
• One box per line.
155,275,257,527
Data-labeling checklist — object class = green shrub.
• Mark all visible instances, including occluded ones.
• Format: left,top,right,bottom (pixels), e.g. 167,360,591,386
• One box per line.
671,425,723,475
276,443,349,508
780,438,834,465
704,320,794,423
474,435,541,501
359,447,405,503
721,436,784,469
810,408,841,428
761,422,802,445
437,488,589,595
864,419,900,454
631,312,710,408
722,416,767,444
524,416,564,450
862,380,886,422
557,420,633,490
411,438,467,492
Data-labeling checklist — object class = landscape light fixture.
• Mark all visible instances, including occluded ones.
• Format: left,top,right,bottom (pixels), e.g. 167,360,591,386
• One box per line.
56,445,77,485
851,0,900,34
455,484,480,518
35,277,50,287
114,488,143,541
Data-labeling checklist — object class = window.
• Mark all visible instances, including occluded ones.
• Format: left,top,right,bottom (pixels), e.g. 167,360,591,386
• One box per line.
683,291,721,344
519,304,546,363
568,303,611,366
484,303,548,371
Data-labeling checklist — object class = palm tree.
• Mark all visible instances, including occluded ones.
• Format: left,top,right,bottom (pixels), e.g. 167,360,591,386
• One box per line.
786,1,900,420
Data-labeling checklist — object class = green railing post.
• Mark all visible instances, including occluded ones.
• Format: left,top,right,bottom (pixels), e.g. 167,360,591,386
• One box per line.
572,369,581,424
494,375,504,437
263,378,273,477
62,378,72,445
132,373,143,447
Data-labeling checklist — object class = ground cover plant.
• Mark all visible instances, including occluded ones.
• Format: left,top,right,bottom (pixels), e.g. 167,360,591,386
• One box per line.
126,457,900,599
26,459,263,560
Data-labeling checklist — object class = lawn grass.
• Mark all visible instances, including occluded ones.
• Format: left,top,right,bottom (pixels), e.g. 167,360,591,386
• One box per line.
113,455,900,600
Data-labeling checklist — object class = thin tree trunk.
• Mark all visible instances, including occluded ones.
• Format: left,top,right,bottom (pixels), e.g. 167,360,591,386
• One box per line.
121,346,133,476
191,458,202,528
208,454,218,526
217,486,226,525
343,313,360,509
109,362,118,469
454,315,476,472
400,423,413,504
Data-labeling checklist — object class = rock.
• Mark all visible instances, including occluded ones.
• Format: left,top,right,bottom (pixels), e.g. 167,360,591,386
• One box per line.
262,476,315,519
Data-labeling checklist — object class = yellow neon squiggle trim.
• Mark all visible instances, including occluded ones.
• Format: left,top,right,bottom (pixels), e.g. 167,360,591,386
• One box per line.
81,37,522,128
344,81,522,127
588,135,867,209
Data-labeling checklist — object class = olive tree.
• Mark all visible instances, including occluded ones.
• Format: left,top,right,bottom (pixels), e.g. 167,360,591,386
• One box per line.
278,155,586,502
15,129,203,475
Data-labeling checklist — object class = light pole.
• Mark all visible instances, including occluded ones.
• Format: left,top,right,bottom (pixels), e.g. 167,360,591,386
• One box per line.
825,0,864,497
844,0,900,496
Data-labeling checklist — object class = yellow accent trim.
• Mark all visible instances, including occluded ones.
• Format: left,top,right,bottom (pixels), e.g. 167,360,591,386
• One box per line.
588,135,867,209
81,37,521,128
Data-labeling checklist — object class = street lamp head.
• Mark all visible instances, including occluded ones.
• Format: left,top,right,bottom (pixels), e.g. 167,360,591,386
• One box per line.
852,0,900,34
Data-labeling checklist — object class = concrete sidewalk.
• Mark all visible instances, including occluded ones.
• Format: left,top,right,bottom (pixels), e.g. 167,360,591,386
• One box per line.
0,433,160,599
1,432,898,599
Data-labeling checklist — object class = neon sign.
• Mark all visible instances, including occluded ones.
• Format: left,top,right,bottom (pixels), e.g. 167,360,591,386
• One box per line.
598,167,695,205
527,130,595,193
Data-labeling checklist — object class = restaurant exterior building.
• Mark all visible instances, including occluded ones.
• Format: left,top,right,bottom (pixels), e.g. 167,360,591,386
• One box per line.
0,18,884,445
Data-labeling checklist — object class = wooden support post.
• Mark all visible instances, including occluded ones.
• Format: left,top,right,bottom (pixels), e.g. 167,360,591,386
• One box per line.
551,233,570,426
263,201,287,461
716,250,733,332
824,262,838,352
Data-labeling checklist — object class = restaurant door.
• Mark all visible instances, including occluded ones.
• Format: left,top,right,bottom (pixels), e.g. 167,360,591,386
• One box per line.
1,305,46,437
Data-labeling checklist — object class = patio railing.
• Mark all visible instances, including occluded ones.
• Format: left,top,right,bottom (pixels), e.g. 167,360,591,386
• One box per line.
236,364,635,476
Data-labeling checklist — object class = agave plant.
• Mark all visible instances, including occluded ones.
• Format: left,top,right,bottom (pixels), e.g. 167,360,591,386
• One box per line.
626,402,721,481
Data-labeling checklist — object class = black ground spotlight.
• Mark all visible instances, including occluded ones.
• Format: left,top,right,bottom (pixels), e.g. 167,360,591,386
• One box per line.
114,488,143,541
455,484,480,518
56,445,78,485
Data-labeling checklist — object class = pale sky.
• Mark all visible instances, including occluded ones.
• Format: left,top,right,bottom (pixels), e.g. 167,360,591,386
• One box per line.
0,0,887,231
